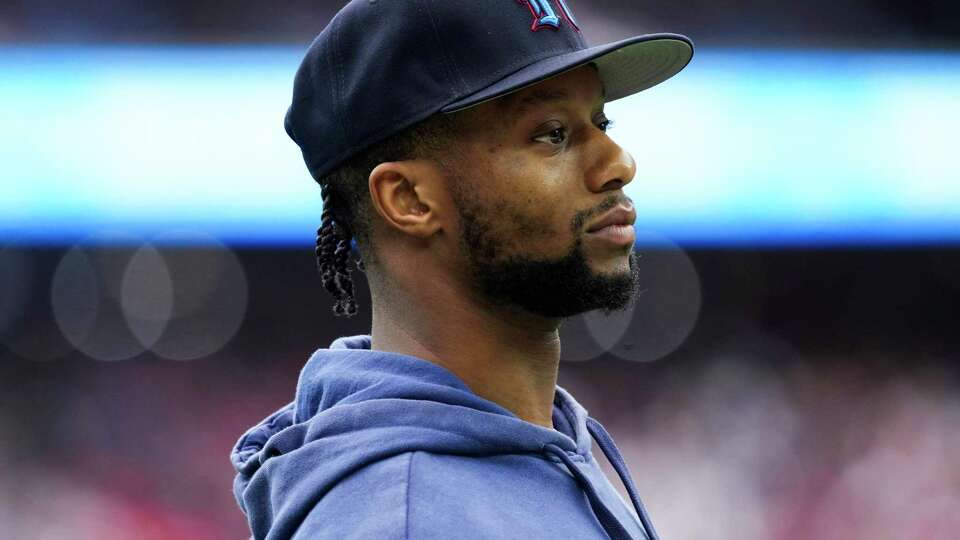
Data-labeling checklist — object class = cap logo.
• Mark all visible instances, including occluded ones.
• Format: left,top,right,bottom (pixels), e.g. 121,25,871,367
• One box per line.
517,0,580,32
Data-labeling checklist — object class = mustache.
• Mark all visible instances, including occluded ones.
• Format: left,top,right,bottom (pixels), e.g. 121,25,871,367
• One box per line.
572,194,632,234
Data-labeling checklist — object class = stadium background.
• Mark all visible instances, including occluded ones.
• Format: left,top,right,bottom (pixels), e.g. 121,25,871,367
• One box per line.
1,1,958,538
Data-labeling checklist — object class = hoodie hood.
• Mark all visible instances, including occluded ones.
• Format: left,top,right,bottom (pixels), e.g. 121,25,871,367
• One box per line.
231,335,658,540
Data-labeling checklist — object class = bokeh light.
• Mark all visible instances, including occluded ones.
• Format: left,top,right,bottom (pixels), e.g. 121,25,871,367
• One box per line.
613,232,702,363
52,238,153,361
43,231,249,362
560,233,702,363
121,243,174,350
146,232,248,361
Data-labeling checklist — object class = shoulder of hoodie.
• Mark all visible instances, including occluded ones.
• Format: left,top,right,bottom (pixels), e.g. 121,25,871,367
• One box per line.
292,449,581,539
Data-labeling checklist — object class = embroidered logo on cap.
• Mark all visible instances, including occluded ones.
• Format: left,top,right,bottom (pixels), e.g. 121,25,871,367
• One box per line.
517,0,580,32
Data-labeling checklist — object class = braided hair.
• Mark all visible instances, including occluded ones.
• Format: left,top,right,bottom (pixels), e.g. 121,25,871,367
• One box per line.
315,180,365,317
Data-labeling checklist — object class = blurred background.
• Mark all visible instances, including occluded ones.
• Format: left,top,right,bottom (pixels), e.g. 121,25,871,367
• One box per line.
1,1,959,538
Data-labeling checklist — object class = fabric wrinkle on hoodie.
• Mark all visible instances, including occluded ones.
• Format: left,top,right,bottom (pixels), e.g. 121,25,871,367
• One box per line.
231,335,658,539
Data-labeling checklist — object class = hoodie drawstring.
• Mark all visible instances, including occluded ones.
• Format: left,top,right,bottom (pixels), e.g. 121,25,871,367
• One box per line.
542,418,660,540
543,443,637,540
586,418,660,540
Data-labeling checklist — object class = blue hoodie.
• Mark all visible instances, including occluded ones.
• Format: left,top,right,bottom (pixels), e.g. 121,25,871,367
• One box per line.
231,335,659,540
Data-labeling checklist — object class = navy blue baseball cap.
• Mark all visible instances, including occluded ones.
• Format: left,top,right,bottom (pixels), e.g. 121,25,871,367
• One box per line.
285,0,694,181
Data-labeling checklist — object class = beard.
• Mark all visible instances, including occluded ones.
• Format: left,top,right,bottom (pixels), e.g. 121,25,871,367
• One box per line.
452,186,641,319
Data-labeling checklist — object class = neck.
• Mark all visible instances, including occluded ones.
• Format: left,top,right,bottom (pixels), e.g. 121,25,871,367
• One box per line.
369,277,562,429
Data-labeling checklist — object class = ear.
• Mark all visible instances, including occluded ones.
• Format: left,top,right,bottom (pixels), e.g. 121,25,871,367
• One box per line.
368,160,447,240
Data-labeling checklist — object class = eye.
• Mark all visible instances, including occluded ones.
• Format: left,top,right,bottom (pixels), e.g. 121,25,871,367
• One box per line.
533,126,568,145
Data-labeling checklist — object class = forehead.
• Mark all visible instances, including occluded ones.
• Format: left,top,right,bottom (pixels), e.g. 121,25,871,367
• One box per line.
493,64,605,116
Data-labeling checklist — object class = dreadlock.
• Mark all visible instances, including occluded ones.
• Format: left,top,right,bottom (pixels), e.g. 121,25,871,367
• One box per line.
315,181,363,317
314,112,463,317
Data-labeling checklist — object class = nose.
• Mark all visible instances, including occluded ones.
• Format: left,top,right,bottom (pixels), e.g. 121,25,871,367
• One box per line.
585,134,636,193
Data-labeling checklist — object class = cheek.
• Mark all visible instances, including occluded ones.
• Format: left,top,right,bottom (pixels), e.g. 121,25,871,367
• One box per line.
470,147,578,253
503,202,556,240
488,183,575,254
505,157,575,240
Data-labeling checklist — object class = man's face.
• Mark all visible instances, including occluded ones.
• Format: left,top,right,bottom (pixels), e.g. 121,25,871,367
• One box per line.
443,65,640,318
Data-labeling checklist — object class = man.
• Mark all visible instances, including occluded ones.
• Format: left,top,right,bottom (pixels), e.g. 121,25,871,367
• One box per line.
231,1,692,538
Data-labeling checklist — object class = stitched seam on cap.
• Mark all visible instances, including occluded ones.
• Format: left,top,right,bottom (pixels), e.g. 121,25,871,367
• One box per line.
423,0,467,94
331,14,348,145
565,19,586,49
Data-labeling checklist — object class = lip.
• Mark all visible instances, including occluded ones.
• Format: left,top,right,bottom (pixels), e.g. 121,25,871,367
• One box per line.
586,205,637,233
586,223,636,246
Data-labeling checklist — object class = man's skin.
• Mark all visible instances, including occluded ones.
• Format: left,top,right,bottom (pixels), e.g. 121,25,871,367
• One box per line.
364,65,638,429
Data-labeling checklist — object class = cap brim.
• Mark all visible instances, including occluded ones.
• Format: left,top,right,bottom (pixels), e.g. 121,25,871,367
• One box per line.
441,33,693,113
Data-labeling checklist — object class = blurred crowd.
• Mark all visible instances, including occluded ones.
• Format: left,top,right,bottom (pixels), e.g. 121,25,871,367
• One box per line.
2,333,957,539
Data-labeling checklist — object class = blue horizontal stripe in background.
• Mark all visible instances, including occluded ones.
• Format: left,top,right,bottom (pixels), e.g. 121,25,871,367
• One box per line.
1,46,959,247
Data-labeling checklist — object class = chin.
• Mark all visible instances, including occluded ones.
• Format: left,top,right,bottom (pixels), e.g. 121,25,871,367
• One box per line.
590,252,634,275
